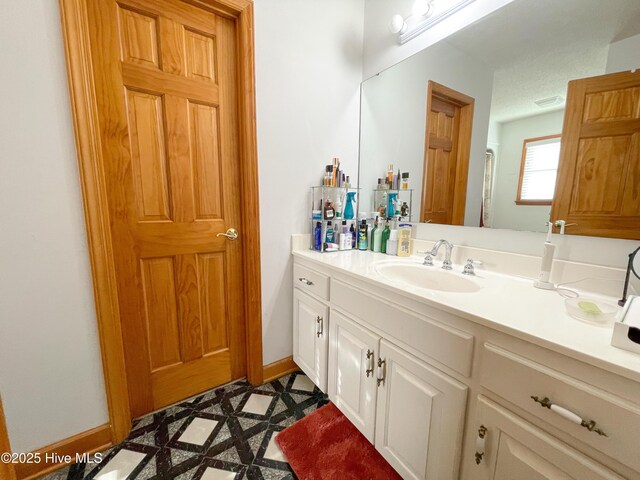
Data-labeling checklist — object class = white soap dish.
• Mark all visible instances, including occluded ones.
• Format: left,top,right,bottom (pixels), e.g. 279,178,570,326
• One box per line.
565,297,618,327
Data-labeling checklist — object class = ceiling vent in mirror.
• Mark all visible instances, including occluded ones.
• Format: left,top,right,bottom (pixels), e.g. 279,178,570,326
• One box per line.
534,96,565,109
390,0,476,45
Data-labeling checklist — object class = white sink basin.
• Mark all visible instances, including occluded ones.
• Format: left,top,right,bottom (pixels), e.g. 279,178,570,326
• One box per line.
375,262,482,293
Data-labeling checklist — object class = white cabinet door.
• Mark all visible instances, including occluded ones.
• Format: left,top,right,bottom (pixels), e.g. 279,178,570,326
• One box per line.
375,340,467,480
471,396,623,480
293,289,329,391
328,310,379,442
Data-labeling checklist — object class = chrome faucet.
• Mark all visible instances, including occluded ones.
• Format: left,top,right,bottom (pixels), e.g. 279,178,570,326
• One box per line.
429,239,454,270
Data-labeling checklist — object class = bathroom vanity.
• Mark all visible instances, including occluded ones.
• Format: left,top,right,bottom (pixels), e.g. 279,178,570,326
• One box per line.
291,241,640,480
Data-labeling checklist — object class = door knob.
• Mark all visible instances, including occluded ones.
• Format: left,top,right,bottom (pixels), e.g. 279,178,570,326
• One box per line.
217,228,238,240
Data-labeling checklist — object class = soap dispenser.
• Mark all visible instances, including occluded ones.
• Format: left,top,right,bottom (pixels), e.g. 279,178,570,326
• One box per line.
534,221,556,290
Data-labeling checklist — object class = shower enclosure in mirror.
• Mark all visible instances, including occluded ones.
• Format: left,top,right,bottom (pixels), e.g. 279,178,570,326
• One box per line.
358,0,640,239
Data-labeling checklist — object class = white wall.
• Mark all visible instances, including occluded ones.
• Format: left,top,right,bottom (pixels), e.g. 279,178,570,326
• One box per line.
360,40,494,225
491,110,565,232
606,33,640,73
362,0,516,79
0,1,108,452
254,0,364,364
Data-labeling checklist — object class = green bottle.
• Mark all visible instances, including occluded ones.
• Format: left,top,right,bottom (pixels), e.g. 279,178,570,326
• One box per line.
380,220,391,254
369,217,379,251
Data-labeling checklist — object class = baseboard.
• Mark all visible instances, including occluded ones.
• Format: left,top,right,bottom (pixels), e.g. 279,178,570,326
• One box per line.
14,424,112,480
263,356,299,383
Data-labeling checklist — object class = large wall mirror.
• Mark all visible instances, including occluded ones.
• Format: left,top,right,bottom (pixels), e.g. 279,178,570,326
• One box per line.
358,0,640,239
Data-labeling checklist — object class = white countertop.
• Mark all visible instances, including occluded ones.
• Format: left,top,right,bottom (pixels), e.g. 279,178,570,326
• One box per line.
293,248,640,384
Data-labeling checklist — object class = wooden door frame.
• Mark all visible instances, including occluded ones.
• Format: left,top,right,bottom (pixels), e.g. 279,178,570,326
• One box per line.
420,80,475,224
0,395,17,480
58,0,262,444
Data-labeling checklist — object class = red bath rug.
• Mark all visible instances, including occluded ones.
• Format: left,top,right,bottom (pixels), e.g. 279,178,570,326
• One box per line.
275,402,402,480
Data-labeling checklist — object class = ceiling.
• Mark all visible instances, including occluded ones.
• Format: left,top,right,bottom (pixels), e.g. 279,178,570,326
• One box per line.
444,0,640,123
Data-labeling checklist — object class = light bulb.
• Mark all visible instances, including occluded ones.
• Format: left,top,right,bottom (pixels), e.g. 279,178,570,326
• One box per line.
412,0,432,17
389,14,407,34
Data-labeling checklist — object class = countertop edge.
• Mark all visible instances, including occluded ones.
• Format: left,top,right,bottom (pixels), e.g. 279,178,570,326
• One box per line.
292,250,640,385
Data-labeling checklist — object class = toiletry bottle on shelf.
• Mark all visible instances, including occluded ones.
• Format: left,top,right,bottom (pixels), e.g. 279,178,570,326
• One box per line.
387,164,394,185
387,193,398,218
358,219,368,250
401,172,409,190
314,222,322,251
397,224,411,257
373,218,383,253
323,199,335,220
349,222,357,249
380,219,391,254
387,229,398,256
335,195,343,219
370,216,379,251
344,191,356,220
339,221,351,250
325,221,335,244
534,221,556,290
400,201,409,218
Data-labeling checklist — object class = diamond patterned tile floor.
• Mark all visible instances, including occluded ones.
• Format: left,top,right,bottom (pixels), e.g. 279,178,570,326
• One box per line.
42,372,328,480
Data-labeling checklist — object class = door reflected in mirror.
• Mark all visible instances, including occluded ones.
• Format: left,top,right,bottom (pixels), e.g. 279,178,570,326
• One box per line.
358,0,640,239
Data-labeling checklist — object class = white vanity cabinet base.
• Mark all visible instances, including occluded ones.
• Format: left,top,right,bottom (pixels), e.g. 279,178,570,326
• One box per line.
293,289,329,391
328,310,379,442
375,340,467,480
475,396,624,480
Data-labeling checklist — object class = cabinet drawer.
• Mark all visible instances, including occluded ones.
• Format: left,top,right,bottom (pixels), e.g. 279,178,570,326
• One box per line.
480,343,640,473
293,263,330,300
332,279,474,377
473,395,623,480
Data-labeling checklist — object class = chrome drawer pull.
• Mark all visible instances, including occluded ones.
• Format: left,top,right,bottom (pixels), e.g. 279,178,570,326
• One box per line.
316,316,323,338
531,396,608,437
475,425,487,465
377,358,386,386
298,277,314,286
366,350,374,377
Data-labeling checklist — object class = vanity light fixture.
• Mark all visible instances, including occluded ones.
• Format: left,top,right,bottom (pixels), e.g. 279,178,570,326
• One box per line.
390,0,476,44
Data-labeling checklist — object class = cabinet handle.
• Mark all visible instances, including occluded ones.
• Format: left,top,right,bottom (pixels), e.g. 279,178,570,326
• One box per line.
316,316,323,338
475,425,487,465
366,350,374,377
376,358,386,386
298,277,314,286
531,396,608,437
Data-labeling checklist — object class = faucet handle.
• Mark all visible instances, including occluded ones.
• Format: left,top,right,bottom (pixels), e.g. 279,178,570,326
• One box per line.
417,251,434,266
462,258,476,276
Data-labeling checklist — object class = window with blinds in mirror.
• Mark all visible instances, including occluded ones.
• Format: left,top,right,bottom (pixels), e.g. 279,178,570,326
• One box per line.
516,134,561,206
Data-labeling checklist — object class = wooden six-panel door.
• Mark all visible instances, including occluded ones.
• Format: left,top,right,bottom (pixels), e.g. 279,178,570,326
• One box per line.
421,81,474,225
85,0,246,415
551,70,640,239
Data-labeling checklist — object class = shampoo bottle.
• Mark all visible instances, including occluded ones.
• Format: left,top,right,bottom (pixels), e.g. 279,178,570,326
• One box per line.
339,221,351,250
370,216,379,251
314,222,322,251
534,222,556,290
350,222,357,248
358,219,368,250
386,229,398,256
380,220,391,254
373,219,383,253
